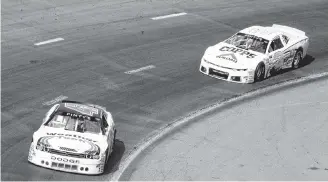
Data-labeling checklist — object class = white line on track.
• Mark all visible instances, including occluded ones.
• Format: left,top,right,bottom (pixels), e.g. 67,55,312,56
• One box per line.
42,95,68,106
124,65,156,74
151,12,187,20
110,71,328,182
34,37,64,46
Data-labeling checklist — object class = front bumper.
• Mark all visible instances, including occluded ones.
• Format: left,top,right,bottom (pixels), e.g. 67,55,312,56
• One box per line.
199,58,255,83
28,144,105,175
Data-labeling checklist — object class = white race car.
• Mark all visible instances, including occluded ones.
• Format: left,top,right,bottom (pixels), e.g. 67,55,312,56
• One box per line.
28,100,116,175
199,24,309,83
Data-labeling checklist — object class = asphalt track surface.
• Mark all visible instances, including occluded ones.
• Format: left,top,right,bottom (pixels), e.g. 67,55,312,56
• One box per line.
1,0,328,181
124,76,328,181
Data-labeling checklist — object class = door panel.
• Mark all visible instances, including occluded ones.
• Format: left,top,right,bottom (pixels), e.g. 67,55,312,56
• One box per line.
267,36,286,70
282,49,296,67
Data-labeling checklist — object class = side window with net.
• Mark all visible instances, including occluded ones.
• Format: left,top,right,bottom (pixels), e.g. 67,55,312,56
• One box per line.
268,41,274,53
274,37,284,50
282,35,289,44
102,114,108,128
268,37,284,53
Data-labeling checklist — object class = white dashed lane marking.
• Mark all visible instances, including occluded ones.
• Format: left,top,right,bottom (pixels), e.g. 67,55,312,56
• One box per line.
124,65,156,74
34,37,64,46
151,12,187,20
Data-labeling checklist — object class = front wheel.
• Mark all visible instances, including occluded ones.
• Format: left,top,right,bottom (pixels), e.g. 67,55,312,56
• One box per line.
109,129,116,155
105,149,109,164
254,63,265,82
113,129,117,143
292,50,303,69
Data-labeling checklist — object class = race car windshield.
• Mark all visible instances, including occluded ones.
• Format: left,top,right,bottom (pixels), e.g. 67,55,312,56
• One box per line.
225,33,269,54
45,112,101,134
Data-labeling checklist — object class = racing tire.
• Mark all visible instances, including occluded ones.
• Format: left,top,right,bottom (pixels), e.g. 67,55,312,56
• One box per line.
104,129,116,166
292,50,303,69
113,129,117,144
109,129,116,157
105,149,109,163
100,148,109,174
254,63,265,82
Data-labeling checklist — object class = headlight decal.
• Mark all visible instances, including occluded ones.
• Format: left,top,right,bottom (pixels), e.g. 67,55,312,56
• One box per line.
36,136,101,159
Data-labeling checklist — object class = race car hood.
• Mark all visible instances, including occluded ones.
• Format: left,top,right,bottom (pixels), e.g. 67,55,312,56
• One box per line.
34,127,108,154
203,42,265,69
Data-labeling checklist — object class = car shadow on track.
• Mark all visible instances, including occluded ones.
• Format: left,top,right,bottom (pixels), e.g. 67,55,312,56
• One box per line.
268,54,316,78
300,54,316,68
103,139,125,175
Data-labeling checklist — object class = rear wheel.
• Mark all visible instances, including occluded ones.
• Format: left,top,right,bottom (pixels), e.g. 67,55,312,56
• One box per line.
254,63,265,82
292,50,303,69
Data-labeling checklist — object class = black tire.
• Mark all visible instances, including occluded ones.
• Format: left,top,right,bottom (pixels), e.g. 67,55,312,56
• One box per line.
110,129,116,156
292,50,303,69
254,63,265,82
105,129,116,164
105,148,109,164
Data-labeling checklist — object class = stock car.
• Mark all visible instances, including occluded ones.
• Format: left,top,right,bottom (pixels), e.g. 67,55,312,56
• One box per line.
28,100,116,175
199,24,310,83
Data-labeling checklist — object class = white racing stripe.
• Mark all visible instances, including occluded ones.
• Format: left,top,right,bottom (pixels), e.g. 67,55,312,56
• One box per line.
34,37,64,46
42,95,68,106
124,65,156,74
151,12,187,20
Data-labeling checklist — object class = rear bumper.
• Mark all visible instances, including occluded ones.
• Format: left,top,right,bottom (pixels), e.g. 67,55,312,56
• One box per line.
199,59,255,83
28,144,105,175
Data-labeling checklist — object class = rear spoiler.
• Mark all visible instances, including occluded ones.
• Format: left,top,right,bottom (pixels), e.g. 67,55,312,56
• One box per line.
272,24,306,36
61,100,83,104
86,104,107,111
61,100,107,110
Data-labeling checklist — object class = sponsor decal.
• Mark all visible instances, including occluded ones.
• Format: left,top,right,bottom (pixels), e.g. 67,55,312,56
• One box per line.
65,112,92,120
51,156,79,164
216,53,238,63
219,46,257,58
59,147,77,152
283,49,296,64
65,103,98,116
40,135,99,156
46,133,98,143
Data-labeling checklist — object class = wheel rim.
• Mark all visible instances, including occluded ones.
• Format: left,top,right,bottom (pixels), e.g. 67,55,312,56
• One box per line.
256,66,263,79
294,52,301,67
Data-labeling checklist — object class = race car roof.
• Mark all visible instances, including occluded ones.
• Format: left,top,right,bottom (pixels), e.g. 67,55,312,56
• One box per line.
240,26,282,40
56,102,102,118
